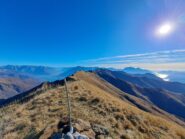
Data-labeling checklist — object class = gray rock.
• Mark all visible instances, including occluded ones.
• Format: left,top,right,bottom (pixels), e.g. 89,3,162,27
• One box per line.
91,124,109,136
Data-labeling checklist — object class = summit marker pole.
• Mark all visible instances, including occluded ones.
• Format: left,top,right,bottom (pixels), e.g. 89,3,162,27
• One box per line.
64,78,72,131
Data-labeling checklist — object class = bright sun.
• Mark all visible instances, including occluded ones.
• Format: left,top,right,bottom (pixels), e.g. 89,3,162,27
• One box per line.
156,22,174,36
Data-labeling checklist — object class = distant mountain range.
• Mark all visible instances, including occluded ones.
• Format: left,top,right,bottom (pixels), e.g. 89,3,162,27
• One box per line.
0,65,98,99
0,65,97,81
0,65,185,100
123,67,153,74
123,67,185,83
2,65,185,82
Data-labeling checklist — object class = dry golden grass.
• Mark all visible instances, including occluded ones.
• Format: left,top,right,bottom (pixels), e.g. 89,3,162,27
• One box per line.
0,71,185,139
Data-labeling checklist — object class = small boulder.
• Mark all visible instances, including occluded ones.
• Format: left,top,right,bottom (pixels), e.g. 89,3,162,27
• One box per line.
73,119,91,132
91,124,109,136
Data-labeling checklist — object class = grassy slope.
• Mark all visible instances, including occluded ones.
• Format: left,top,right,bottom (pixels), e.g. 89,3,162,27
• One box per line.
0,72,185,139
75,72,185,127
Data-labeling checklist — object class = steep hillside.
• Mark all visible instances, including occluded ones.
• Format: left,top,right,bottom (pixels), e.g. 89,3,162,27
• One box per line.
95,69,185,120
0,77,40,99
95,69,185,94
75,72,185,126
0,72,185,139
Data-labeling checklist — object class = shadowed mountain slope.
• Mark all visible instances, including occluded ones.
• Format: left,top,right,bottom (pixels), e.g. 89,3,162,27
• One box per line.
94,69,185,120
95,69,185,94
0,76,41,99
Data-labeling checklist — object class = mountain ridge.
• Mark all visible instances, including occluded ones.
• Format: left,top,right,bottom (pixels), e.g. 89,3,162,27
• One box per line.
0,71,185,139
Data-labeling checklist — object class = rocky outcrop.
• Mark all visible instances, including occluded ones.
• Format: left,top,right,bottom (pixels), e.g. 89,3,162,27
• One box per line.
50,119,110,139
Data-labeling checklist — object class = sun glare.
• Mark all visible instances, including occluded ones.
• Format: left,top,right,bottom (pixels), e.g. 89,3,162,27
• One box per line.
156,22,175,36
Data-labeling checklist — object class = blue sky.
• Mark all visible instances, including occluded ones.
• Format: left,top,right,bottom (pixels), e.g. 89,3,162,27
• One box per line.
0,0,185,70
